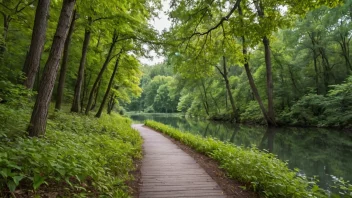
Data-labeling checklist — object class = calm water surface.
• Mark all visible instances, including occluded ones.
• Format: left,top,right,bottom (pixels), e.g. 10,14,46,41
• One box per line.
129,113,352,190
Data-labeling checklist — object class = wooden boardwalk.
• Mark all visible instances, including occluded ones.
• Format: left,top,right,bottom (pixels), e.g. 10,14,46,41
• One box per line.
132,124,226,198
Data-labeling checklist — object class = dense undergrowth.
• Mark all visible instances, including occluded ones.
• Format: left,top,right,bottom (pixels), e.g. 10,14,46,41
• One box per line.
0,100,142,197
145,120,352,198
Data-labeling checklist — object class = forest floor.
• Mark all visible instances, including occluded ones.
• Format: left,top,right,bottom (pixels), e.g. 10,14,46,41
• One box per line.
133,124,258,198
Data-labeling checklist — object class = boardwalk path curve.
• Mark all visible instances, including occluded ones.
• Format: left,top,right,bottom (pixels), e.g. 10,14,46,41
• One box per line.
132,124,226,198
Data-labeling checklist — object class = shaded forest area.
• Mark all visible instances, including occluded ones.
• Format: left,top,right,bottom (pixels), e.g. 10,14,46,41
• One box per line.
127,0,352,128
0,0,158,196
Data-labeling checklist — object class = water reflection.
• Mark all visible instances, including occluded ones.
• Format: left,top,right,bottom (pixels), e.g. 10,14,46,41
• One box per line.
129,113,352,189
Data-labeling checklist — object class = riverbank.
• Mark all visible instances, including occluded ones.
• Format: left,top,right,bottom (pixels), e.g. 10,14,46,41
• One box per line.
0,103,142,197
145,120,352,197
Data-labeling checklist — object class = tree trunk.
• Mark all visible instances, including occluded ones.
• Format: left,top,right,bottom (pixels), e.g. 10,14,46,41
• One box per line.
91,79,101,110
71,17,92,112
85,31,118,114
96,54,121,118
0,14,11,57
28,0,76,137
55,10,76,110
23,0,51,89
253,1,276,126
222,56,238,121
81,71,91,112
242,45,272,125
199,80,210,116
238,4,273,125
107,94,116,114
262,36,276,126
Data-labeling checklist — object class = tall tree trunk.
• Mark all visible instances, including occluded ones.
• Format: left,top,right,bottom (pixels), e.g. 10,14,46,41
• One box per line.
308,32,320,94
71,17,92,112
262,36,276,126
23,0,51,89
85,31,118,114
238,4,273,125
253,0,276,126
55,10,76,110
0,13,11,58
338,34,352,72
28,0,76,137
96,54,121,118
242,46,272,124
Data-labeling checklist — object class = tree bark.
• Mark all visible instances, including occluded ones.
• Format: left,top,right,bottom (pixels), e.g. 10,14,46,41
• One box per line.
71,17,92,112
85,31,118,114
81,71,91,112
218,56,238,121
96,54,121,118
262,36,276,126
28,0,76,137
0,14,10,57
91,79,101,110
107,93,116,114
55,10,76,110
238,4,274,126
23,0,51,89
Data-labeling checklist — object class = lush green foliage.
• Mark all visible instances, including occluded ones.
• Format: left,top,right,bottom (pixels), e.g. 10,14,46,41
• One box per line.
126,63,179,113
280,76,352,128
0,101,142,197
124,0,352,128
145,120,352,197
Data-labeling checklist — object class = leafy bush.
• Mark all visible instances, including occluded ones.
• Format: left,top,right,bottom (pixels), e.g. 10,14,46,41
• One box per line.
280,76,352,128
0,104,142,197
240,101,265,124
145,120,352,198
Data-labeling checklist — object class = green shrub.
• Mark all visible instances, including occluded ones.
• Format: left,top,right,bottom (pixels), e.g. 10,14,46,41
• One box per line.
145,120,352,198
0,104,142,197
240,101,266,124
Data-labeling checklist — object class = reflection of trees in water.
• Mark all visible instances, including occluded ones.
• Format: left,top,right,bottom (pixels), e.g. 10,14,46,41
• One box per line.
259,128,276,153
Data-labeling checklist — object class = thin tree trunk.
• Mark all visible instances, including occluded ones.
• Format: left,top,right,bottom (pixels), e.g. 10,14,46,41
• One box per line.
28,0,76,137
81,71,91,112
96,54,121,118
107,94,116,114
55,10,76,110
222,56,237,120
215,57,237,120
71,17,92,112
23,0,51,89
91,79,101,110
86,31,118,114
199,80,210,116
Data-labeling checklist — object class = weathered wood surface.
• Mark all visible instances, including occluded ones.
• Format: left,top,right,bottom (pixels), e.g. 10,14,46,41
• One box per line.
132,124,226,198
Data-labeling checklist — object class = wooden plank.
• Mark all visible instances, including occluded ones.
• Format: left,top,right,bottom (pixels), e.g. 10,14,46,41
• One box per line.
132,124,226,198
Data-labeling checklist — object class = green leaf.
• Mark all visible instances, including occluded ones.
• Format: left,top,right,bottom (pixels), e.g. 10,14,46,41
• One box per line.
7,180,17,192
33,174,46,190
12,175,25,185
0,168,11,178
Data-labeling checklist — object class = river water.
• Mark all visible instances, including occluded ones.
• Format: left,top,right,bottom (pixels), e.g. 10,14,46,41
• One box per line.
128,113,352,190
